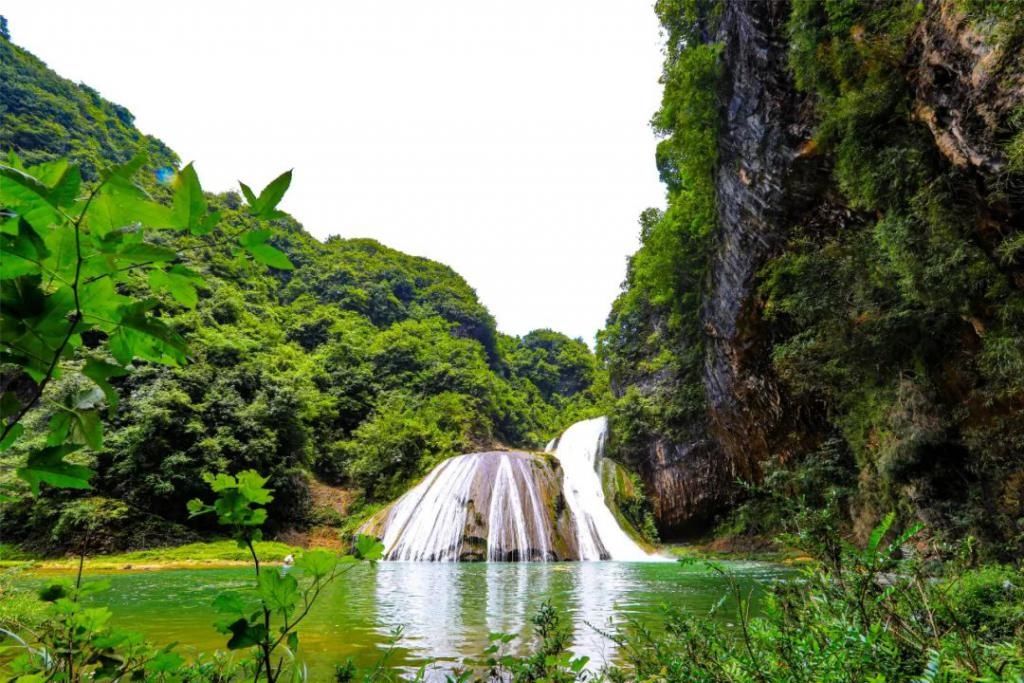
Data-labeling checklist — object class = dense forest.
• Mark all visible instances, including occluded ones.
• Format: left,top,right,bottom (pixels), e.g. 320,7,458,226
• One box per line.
0,28,608,553
600,0,1024,560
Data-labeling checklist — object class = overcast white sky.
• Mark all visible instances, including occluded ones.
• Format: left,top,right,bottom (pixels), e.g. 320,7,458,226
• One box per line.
4,1,666,344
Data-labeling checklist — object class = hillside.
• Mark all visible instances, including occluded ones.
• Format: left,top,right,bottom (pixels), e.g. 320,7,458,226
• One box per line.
0,29,608,553
601,0,1024,559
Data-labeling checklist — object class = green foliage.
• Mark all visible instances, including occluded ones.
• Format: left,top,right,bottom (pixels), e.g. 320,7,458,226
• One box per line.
0,33,609,553
593,514,1024,683
0,150,293,502
4,566,203,681
599,9,721,471
187,469,383,682
0,39,176,183
455,602,590,683
749,0,1024,556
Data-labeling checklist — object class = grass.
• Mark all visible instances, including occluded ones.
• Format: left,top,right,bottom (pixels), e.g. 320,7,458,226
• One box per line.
0,540,301,572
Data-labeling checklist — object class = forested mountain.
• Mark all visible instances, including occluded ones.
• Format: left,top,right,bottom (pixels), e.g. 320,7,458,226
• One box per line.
0,29,607,553
601,0,1024,558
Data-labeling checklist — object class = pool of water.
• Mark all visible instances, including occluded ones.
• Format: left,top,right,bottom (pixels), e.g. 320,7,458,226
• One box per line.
22,561,791,679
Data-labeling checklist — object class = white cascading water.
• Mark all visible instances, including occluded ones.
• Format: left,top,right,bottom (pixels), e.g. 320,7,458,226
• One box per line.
375,417,660,561
547,416,653,561
381,451,552,562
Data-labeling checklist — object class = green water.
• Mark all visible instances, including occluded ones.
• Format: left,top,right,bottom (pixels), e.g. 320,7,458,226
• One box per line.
28,561,791,679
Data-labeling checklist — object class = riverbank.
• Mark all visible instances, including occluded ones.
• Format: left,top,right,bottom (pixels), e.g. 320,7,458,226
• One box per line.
0,540,300,572
1,538,812,574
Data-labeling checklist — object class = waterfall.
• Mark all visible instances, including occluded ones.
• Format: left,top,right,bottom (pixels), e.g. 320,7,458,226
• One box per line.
547,416,652,561
379,451,555,561
370,417,661,561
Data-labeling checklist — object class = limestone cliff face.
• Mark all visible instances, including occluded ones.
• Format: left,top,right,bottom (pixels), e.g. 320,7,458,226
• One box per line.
626,0,1024,542
632,0,823,534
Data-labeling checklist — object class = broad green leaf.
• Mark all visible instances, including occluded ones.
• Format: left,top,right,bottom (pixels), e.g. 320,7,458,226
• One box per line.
25,159,69,188
296,549,337,579
0,214,18,235
0,423,24,451
101,153,148,183
114,242,178,264
146,651,184,674
212,591,247,615
242,170,291,218
186,498,212,517
107,302,188,365
172,163,209,234
47,410,73,446
238,229,271,248
48,165,82,208
203,471,240,493
225,618,267,650
236,469,274,504
82,358,128,412
245,242,294,270
79,277,130,326
354,534,385,562
149,265,199,308
257,570,299,613
70,408,103,450
0,220,49,280
85,179,177,236
16,444,93,494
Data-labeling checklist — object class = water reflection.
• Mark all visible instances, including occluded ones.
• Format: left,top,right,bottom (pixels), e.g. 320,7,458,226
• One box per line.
371,562,636,672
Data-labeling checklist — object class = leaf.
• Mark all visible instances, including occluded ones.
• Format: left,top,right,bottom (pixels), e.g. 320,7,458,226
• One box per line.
82,358,128,412
0,423,24,452
114,242,178,264
172,163,209,234
242,170,291,218
86,175,177,236
16,444,92,494
296,549,337,579
70,408,104,450
867,512,895,557
148,266,199,308
245,242,294,270
186,498,212,518
257,571,299,613
38,582,70,602
47,410,72,446
0,220,49,280
238,229,271,248
48,165,82,208
146,651,184,674
212,591,247,615
239,182,258,207
0,392,20,419
236,469,274,504
225,617,267,650
354,535,385,562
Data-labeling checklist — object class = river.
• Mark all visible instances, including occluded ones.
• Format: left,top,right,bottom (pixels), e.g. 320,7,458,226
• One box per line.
24,560,792,679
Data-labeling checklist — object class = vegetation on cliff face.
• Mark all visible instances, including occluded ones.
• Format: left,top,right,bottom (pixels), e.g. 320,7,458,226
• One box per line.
759,0,1024,556
0,29,607,554
598,0,720,463
602,0,1024,558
